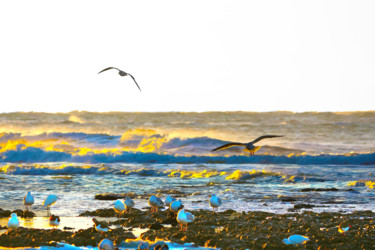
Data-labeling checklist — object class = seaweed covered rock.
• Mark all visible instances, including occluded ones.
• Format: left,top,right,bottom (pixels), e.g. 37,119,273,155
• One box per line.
0,208,35,218
2,208,375,249
0,226,135,247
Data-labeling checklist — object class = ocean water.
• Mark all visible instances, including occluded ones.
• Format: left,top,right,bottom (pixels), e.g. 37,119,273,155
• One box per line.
1,111,375,218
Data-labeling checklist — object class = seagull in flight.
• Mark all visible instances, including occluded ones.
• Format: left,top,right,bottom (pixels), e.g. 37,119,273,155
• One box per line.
211,135,283,155
98,67,142,92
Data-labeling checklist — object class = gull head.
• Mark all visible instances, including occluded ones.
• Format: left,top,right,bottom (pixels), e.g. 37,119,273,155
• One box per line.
282,239,290,244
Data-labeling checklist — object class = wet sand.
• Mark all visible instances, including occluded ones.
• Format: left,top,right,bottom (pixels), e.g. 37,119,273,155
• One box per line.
1,207,375,249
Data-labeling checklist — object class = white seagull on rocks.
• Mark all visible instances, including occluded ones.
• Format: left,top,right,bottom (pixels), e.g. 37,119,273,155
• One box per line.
98,67,142,92
209,194,222,213
49,215,60,230
124,197,135,213
24,191,34,211
338,223,351,234
93,218,110,234
170,199,184,214
43,195,57,215
177,209,195,231
113,199,126,217
7,213,20,230
98,239,115,250
148,195,164,213
211,135,283,155
165,195,177,207
282,235,309,245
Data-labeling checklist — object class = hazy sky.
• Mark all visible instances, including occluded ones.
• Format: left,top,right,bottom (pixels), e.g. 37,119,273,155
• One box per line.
0,0,374,112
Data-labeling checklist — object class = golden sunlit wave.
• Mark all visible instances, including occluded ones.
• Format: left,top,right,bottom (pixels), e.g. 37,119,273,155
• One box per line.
348,180,375,189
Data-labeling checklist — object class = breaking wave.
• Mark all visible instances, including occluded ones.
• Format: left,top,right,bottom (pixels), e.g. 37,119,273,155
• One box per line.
0,130,374,165
0,145,374,165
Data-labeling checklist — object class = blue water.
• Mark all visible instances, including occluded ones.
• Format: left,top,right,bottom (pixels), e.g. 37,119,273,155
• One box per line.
1,162,375,217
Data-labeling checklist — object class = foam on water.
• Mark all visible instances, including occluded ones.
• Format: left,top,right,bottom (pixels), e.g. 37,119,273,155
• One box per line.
1,163,375,217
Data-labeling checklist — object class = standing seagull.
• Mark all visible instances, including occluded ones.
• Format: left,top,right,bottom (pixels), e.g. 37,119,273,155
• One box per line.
7,213,20,230
209,194,222,213
49,215,60,230
164,195,177,207
177,209,195,231
43,195,58,216
113,199,126,217
170,199,184,215
211,135,283,155
124,197,134,213
148,195,164,213
24,191,34,211
98,67,142,92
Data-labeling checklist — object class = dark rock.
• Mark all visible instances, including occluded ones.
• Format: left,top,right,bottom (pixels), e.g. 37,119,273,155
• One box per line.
2,207,375,249
149,223,164,230
300,188,340,192
94,193,138,200
293,203,316,209
0,209,11,218
279,196,297,202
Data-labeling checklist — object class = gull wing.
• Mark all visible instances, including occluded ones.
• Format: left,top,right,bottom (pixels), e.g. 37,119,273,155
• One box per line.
251,135,283,144
98,67,119,74
127,73,142,92
186,212,195,222
217,197,223,206
211,142,245,152
156,196,164,206
43,195,57,207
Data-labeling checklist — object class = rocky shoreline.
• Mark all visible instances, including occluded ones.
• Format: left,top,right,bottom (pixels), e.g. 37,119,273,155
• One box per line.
1,207,375,249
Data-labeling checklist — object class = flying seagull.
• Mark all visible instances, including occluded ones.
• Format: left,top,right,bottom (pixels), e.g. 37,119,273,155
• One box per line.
98,67,142,92
211,135,283,155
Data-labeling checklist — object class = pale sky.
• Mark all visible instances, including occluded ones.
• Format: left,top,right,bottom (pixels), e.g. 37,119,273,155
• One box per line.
0,0,374,113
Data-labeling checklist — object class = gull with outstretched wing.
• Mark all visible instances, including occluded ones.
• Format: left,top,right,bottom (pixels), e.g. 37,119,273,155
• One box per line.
98,67,142,92
211,135,283,155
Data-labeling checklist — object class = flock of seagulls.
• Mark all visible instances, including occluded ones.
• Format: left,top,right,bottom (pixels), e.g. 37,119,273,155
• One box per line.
4,133,331,248
0,66,351,249
111,193,221,232
6,190,352,248
22,192,58,216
